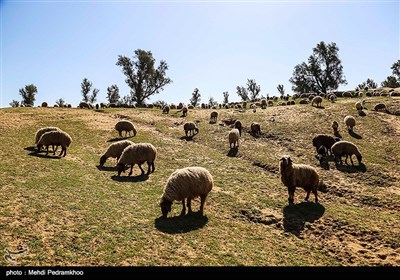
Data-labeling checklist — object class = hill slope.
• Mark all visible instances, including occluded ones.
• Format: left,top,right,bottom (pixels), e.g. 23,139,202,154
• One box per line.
0,97,399,266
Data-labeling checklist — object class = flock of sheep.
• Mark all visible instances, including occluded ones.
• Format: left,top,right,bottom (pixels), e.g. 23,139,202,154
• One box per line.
32,90,393,218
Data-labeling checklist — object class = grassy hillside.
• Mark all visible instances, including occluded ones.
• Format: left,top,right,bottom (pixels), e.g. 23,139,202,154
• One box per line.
1,96,399,266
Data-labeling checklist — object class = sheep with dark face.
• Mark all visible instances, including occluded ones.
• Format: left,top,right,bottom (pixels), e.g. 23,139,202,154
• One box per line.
99,140,134,166
159,166,213,218
234,120,243,136
117,143,157,176
250,122,261,137
279,155,320,204
331,141,362,165
183,122,199,137
37,130,72,157
312,134,338,156
115,120,137,137
332,121,339,134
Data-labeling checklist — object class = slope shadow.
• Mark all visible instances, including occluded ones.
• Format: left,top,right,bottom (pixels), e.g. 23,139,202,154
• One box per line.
111,174,149,182
335,162,366,173
283,202,325,237
154,212,209,234
227,147,238,157
349,130,362,139
96,165,117,172
107,136,133,143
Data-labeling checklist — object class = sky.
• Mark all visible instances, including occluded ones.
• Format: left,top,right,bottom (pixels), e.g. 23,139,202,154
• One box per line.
1,0,399,107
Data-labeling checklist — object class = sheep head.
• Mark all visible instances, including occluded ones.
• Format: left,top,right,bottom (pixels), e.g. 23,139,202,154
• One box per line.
117,163,126,176
160,197,172,218
279,155,293,173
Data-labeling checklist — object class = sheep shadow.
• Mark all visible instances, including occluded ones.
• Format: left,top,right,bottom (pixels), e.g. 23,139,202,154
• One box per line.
348,130,362,139
335,162,367,173
96,165,117,172
313,106,325,109
111,174,149,182
179,135,195,141
26,148,62,159
154,212,209,234
358,111,366,117
319,160,330,170
209,120,217,124
107,136,133,143
333,131,342,139
227,147,238,157
283,202,325,237
24,146,37,152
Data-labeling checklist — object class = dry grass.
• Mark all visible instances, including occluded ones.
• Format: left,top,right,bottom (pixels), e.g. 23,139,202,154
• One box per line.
0,96,399,266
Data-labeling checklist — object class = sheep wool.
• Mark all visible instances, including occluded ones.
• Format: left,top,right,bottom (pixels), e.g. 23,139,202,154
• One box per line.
344,115,356,131
117,142,157,176
229,128,240,148
37,130,72,157
183,122,199,137
160,166,213,217
115,120,137,137
331,140,362,165
99,140,134,166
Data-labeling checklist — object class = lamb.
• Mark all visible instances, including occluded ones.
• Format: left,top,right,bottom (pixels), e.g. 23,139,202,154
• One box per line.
210,111,218,123
332,121,339,133
183,122,199,137
234,120,243,136
182,106,188,117
99,140,134,166
117,143,157,176
312,134,338,155
250,122,261,137
228,128,240,148
35,127,61,152
115,120,137,137
159,166,213,218
36,130,72,157
344,115,356,131
311,96,323,107
279,155,320,204
331,140,362,165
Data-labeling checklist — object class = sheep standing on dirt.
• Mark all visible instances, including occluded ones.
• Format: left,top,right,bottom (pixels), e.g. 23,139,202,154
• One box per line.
344,115,356,131
234,120,243,136
182,106,188,117
279,155,320,204
159,166,213,218
312,134,338,155
99,140,134,166
250,122,261,137
117,143,157,176
115,120,137,137
35,127,61,152
183,122,199,137
228,128,240,148
210,111,218,123
331,141,362,165
311,96,323,107
37,130,72,157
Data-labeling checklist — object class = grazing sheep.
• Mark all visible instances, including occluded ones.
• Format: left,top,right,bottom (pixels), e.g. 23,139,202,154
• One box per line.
261,99,267,109
35,127,61,152
331,140,362,165
117,143,157,176
41,102,48,107
188,105,194,109
312,134,338,155
299,99,309,104
279,155,320,204
159,166,213,218
182,106,188,117
332,121,339,133
344,115,356,131
250,122,261,137
162,105,170,114
234,120,243,136
37,130,72,157
374,103,387,112
315,145,328,164
268,100,274,106
355,100,366,112
99,140,134,166
115,120,137,137
183,122,199,137
228,128,240,148
210,111,218,123
311,96,323,107
79,101,90,109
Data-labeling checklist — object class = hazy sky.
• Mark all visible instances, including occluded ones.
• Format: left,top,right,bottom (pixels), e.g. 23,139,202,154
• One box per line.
1,0,399,107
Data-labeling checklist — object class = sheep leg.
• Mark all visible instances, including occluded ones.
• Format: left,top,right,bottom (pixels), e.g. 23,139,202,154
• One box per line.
237,139,239,147
138,164,145,175
349,155,354,165
187,199,192,214
151,162,155,173
45,145,49,156
52,145,56,155
200,194,207,215
288,187,295,204
313,189,318,203
180,200,186,216
128,164,134,176
344,154,349,165
58,147,64,157
185,131,188,137
63,147,67,157
146,162,151,175
305,191,310,201
118,131,122,137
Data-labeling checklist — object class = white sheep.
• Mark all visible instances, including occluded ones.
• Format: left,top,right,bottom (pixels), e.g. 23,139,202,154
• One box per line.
117,143,157,176
331,140,362,165
99,140,134,166
37,130,72,157
344,115,356,131
159,166,213,217
115,120,137,137
35,127,61,152
228,128,240,148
